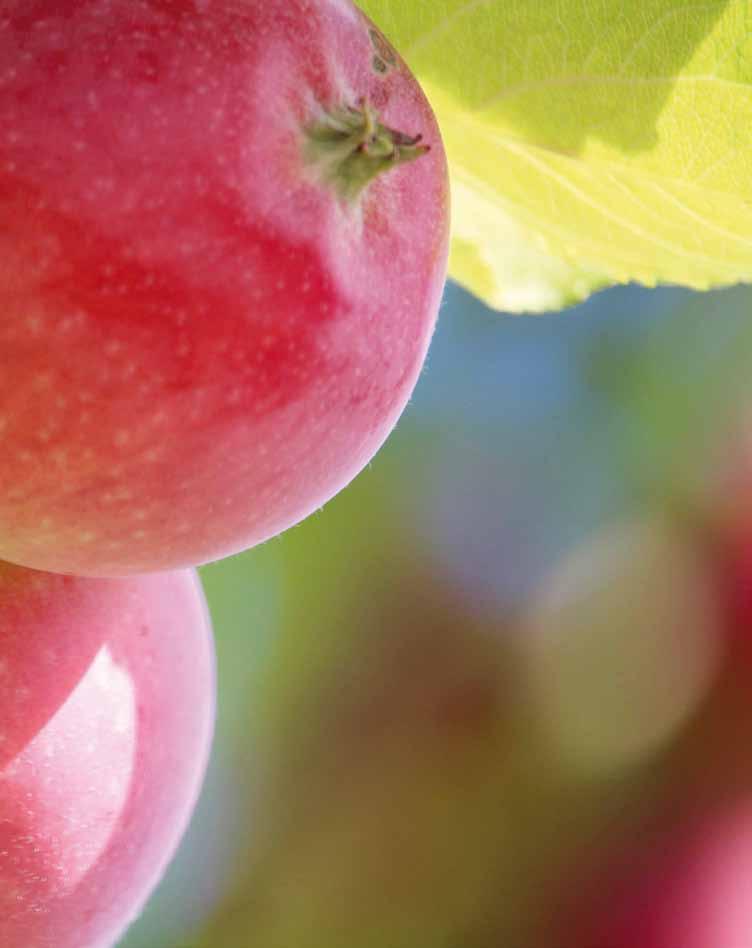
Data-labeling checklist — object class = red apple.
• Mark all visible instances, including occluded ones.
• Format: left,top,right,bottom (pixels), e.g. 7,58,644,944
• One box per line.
0,0,449,576
0,564,215,948
555,803,752,948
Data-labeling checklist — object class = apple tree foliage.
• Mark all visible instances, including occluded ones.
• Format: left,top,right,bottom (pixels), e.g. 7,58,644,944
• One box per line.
357,0,752,312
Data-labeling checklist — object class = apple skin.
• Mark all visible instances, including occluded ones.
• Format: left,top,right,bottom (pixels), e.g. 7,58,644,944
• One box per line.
0,0,449,576
553,805,752,948
0,564,215,948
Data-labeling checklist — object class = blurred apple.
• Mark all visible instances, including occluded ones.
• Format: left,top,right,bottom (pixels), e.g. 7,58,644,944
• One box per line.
520,515,723,777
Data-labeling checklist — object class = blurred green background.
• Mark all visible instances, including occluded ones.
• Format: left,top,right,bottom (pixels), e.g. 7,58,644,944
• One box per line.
121,281,752,948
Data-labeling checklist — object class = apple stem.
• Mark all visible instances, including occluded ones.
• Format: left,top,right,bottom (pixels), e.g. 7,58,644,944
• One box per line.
304,101,429,202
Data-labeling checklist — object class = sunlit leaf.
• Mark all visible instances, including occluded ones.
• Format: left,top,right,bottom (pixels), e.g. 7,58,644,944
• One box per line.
358,0,752,312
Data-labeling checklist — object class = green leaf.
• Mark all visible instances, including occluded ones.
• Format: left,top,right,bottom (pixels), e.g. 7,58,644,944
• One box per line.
357,0,752,312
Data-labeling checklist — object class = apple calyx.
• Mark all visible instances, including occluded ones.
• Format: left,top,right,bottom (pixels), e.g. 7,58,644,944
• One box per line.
304,101,429,202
